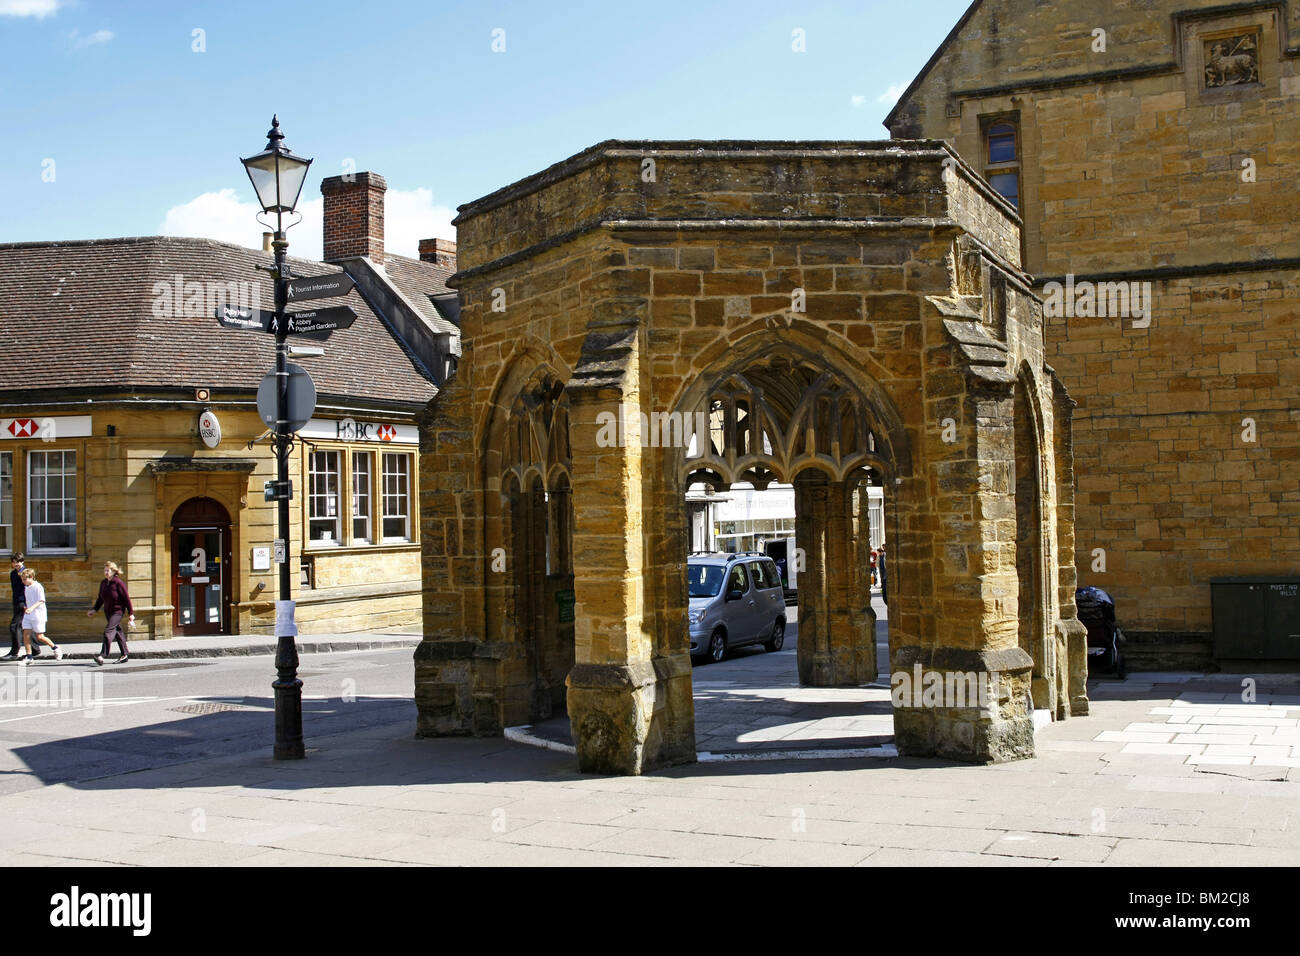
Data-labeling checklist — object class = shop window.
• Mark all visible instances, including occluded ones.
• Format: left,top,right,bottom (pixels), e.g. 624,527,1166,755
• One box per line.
983,118,1021,209
28,450,76,552
381,453,411,541
0,452,11,552
300,555,314,589
308,450,341,544
352,452,372,544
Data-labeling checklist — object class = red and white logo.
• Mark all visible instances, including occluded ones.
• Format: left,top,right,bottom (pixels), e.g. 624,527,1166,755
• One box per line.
7,419,36,438
377,424,396,442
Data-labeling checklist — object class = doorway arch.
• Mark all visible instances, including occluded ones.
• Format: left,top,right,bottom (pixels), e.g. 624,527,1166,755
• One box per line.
675,349,903,688
170,496,232,636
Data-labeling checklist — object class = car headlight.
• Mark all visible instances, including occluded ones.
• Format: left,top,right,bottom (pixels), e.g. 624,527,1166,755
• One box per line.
689,607,705,624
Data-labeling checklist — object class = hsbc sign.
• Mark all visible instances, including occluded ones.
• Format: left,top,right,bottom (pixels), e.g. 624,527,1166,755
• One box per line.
0,415,91,441
298,418,416,445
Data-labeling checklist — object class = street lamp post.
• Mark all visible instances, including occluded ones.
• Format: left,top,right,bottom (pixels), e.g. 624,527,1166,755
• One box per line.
241,115,312,760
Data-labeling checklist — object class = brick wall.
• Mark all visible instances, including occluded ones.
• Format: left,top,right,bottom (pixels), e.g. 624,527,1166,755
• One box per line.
321,171,387,262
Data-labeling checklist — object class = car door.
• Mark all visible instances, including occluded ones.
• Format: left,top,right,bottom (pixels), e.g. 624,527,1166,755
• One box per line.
724,562,757,644
754,559,783,633
736,561,767,645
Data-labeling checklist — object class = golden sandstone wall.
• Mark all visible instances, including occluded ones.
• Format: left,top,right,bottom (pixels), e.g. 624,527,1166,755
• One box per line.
418,140,1089,772
1,405,420,643
889,0,1300,650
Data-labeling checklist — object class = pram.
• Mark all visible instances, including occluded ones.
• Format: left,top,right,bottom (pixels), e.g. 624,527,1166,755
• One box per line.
1076,586,1126,680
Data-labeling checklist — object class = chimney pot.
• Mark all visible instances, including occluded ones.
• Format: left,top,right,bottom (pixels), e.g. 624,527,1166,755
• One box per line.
262,232,273,253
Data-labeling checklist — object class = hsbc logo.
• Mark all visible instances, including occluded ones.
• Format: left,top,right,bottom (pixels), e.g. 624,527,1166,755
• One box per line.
334,419,402,443
0,416,90,442
3,418,59,442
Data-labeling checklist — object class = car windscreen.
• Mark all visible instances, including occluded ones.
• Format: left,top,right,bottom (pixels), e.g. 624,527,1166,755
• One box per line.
688,564,726,598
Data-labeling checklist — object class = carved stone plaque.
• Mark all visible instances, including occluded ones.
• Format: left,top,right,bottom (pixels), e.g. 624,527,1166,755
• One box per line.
1204,33,1260,88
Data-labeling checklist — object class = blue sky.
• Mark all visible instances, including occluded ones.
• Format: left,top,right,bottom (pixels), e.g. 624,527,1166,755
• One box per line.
1,0,972,258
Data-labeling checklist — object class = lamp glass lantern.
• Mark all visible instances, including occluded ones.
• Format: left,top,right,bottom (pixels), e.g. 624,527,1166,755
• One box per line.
240,115,312,216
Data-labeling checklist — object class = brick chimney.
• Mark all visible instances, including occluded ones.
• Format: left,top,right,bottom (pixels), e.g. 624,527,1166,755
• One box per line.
418,238,457,270
321,171,387,262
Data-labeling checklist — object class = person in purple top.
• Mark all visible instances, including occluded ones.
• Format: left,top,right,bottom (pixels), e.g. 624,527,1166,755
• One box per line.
87,561,133,665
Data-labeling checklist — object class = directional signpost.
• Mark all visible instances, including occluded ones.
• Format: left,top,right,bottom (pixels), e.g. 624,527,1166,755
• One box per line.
215,304,273,332
285,272,354,301
280,305,357,338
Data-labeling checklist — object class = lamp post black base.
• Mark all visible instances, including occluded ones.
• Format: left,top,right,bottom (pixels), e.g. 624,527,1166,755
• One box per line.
273,677,305,760
273,631,305,760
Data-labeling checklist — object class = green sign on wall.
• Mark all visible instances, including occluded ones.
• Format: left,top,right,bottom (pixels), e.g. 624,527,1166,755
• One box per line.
555,589,576,623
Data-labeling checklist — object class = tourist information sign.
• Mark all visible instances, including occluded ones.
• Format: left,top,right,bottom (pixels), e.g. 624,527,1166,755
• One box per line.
285,273,355,302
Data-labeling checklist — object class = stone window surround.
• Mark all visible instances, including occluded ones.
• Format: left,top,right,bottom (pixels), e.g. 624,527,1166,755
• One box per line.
27,447,79,555
980,112,1022,210
301,444,419,551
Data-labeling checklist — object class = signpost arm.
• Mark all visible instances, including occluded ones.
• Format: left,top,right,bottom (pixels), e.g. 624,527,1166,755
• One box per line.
272,230,305,760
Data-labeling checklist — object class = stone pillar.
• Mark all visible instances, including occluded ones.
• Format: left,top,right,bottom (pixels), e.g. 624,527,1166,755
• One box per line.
891,377,1035,763
563,299,694,774
794,472,830,685
796,473,877,686
1051,370,1090,717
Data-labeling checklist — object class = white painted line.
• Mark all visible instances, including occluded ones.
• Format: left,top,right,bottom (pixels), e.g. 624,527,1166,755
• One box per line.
504,725,576,755
699,745,899,762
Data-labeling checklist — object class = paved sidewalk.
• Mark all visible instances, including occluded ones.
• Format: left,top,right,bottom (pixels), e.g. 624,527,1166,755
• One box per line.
17,628,422,662
4,678,1299,867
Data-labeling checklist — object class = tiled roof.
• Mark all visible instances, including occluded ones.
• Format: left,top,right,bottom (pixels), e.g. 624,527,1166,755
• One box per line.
0,236,439,407
380,252,461,353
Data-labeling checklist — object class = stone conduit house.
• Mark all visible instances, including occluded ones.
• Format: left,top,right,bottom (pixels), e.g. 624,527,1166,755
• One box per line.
416,139,1090,774
886,0,1300,667
0,171,458,642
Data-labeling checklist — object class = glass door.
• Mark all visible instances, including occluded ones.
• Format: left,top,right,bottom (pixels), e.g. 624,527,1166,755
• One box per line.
174,526,225,635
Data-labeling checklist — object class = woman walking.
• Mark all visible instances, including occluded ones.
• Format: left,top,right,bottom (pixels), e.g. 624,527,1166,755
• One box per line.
20,568,61,664
87,561,133,665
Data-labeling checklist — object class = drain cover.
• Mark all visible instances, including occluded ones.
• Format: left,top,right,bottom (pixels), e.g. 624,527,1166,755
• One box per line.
168,702,259,716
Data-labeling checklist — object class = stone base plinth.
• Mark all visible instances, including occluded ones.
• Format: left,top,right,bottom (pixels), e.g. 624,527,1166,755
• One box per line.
413,639,505,738
891,645,1036,763
567,656,696,775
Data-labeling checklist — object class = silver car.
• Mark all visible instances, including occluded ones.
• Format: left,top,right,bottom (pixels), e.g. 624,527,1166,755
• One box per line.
687,552,787,663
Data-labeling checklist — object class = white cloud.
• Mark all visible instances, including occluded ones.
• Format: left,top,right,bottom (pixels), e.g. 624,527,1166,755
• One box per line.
160,185,456,262
0,0,64,18
69,28,113,49
850,94,867,109
877,83,907,105
383,187,456,257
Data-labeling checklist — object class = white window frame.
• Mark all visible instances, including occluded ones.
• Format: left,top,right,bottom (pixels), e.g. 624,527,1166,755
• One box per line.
381,452,412,542
308,450,342,546
351,451,372,545
27,449,77,554
0,451,11,554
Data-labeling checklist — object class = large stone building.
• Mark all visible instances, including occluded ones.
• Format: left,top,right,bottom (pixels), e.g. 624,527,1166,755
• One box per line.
417,140,1090,773
0,172,457,642
887,0,1300,661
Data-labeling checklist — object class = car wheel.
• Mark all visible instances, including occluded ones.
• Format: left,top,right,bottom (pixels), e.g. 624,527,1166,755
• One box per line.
707,628,727,664
764,618,785,652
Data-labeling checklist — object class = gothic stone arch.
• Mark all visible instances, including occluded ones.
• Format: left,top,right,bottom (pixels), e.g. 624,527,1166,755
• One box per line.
416,140,1090,773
